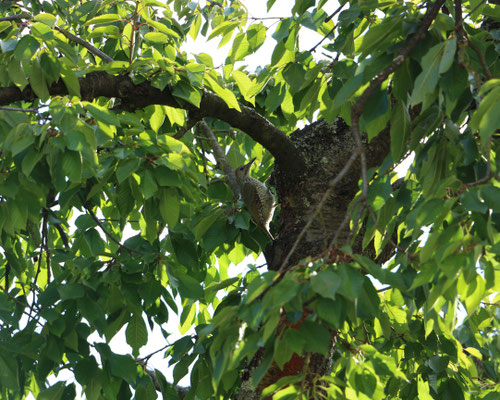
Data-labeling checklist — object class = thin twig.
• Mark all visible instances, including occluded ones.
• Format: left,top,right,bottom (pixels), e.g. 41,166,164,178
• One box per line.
310,25,336,53
137,342,173,363
86,206,144,255
467,38,493,80
53,223,70,249
28,209,47,321
0,106,40,112
55,26,114,63
198,121,240,197
464,0,487,19
329,197,362,250
3,263,9,292
0,14,24,22
307,3,346,52
174,117,201,139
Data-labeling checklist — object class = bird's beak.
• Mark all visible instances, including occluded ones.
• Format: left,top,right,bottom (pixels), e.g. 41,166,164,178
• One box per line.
245,157,256,173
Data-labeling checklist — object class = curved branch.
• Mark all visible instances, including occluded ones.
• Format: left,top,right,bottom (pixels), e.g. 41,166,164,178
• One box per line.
197,121,241,197
0,71,306,175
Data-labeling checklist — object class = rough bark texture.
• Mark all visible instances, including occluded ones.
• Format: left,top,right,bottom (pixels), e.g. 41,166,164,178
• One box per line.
236,119,392,400
267,118,391,271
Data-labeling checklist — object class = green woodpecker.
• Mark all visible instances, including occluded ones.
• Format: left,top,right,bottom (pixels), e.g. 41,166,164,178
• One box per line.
234,158,275,240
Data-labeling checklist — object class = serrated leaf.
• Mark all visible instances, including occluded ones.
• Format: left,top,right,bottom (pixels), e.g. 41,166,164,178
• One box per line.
0,353,19,391
116,158,141,183
144,32,170,43
149,104,165,132
61,66,81,97
470,86,500,143
204,74,241,111
410,43,445,106
109,353,137,383
232,70,255,104
84,102,120,126
159,188,179,228
35,13,57,27
439,37,456,73
8,58,28,89
84,14,122,26
126,313,148,357
194,213,220,240
38,382,65,400
62,150,82,182
311,269,341,300
390,101,411,161
14,35,40,61
172,81,202,107
58,283,85,300
29,59,50,101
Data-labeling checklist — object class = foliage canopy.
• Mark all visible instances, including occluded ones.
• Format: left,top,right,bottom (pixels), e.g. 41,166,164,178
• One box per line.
0,0,499,399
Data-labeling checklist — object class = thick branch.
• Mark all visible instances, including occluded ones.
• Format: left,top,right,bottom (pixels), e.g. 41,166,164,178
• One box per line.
0,71,305,175
194,92,303,174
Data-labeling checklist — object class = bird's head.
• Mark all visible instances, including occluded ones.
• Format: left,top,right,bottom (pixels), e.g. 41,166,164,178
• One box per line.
235,157,256,181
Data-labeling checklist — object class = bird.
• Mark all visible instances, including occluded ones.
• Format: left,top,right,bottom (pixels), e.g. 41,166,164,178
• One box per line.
234,158,275,241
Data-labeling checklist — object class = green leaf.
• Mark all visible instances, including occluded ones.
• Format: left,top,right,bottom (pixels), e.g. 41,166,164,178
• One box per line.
0,353,20,391
14,35,40,61
8,58,28,89
29,59,50,101
35,13,57,27
62,150,82,182
84,14,122,25
283,63,306,93
172,81,202,107
232,70,255,104
144,32,170,44
116,158,141,183
38,382,65,400
417,376,434,400
204,74,241,111
109,354,137,383
159,188,180,228
336,265,364,301
58,283,85,300
439,37,456,74
126,313,148,357
61,67,81,97
470,86,500,143
149,104,165,132
310,269,341,300
5,123,35,157
298,321,331,355
179,301,196,334
176,271,204,300
390,101,411,161
410,42,445,106
84,102,121,126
